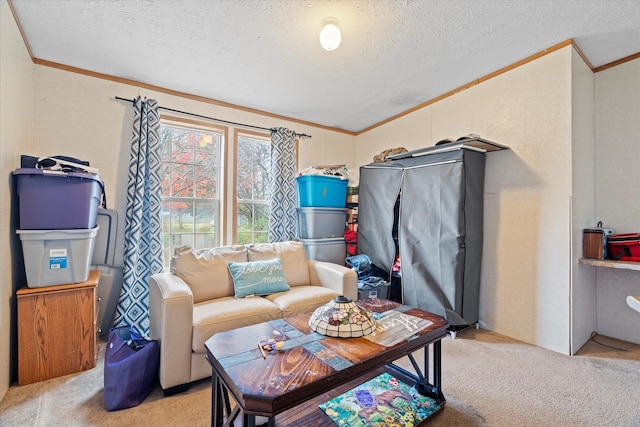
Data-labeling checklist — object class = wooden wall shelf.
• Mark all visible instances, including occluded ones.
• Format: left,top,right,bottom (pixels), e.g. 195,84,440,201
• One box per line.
578,258,640,271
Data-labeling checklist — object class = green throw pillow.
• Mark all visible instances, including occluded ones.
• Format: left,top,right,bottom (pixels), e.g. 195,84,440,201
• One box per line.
227,257,290,298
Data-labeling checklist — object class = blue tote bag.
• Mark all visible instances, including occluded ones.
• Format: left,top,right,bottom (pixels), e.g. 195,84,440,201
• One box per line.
103,325,160,411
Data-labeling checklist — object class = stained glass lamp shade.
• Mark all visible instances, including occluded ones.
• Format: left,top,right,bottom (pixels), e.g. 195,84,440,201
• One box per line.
308,296,376,338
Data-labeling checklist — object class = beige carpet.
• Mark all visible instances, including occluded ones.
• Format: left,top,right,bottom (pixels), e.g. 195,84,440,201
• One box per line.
2,328,640,426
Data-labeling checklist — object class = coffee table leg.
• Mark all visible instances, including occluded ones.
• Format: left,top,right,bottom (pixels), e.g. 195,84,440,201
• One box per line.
391,340,445,404
211,370,223,427
418,340,444,403
433,340,442,392
243,414,255,427
242,414,275,426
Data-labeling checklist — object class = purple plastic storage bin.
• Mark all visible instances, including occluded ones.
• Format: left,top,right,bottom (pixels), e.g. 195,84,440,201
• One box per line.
13,168,103,230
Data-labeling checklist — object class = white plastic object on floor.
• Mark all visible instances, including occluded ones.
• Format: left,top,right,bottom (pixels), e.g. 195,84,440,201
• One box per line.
626,296,640,314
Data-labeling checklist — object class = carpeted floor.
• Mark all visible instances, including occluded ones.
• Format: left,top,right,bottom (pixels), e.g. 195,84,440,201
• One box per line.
1,328,640,426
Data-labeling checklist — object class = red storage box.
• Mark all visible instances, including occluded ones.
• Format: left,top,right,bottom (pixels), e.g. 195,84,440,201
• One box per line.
607,233,640,261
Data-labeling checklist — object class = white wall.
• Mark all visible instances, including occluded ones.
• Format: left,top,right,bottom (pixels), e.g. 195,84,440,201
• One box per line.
31,65,357,266
356,47,577,354
0,0,34,400
594,58,640,344
570,49,597,353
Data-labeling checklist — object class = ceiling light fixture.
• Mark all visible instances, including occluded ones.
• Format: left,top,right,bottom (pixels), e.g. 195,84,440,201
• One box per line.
319,18,341,51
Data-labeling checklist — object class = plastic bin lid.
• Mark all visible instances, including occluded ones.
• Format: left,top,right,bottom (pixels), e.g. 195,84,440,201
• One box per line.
296,174,348,181
296,207,348,212
13,167,103,185
16,226,99,239
298,237,345,243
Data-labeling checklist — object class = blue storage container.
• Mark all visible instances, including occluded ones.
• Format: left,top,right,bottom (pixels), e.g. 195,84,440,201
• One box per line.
296,175,348,208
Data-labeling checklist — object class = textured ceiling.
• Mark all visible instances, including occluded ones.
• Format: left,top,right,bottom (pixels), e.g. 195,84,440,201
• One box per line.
10,0,640,133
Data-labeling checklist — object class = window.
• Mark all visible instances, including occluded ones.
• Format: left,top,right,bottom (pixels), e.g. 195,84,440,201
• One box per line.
235,132,271,245
160,121,223,267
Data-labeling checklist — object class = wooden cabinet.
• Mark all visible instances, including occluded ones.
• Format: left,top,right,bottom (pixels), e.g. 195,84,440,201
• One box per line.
17,270,100,385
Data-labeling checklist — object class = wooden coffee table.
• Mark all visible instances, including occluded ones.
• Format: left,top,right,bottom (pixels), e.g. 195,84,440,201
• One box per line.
205,299,448,426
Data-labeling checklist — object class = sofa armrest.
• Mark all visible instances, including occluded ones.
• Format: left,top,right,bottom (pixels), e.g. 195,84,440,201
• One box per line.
149,272,194,391
308,260,358,301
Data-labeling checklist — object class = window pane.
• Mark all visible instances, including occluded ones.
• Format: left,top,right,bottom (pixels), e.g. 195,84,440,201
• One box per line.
253,143,271,199
161,127,174,162
195,202,216,232
160,162,171,197
253,232,268,244
172,128,195,162
171,233,194,252
254,204,269,232
163,234,171,264
236,202,252,230
171,163,194,197
172,200,194,231
195,164,217,198
195,132,219,166
195,233,216,248
161,201,171,233
237,232,253,246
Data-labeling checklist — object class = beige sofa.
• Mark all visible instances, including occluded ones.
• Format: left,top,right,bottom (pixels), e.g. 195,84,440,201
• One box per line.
149,241,357,394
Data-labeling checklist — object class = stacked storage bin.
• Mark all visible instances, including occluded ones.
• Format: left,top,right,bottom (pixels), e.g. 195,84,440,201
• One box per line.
295,175,348,265
13,167,103,288
91,208,125,338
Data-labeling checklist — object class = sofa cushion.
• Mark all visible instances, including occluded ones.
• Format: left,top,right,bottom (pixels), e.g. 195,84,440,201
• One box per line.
171,245,248,303
228,258,290,298
191,296,281,353
265,285,341,317
248,241,310,287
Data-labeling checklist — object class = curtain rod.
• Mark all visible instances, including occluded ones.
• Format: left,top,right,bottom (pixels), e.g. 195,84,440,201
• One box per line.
115,96,311,138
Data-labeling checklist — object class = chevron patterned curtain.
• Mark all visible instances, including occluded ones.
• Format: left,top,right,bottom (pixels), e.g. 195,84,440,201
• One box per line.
268,127,298,242
113,96,164,335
